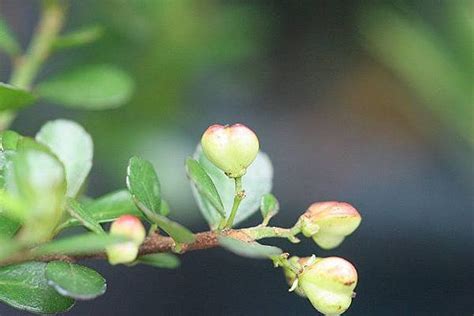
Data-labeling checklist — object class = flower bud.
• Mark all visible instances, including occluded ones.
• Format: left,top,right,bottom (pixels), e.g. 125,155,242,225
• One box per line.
299,257,358,315
201,124,259,178
106,215,145,265
300,202,361,249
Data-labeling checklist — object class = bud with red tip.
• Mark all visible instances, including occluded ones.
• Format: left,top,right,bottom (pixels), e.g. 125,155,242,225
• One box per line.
106,215,146,265
201,123,259,178
299,202,361,249
298,257,358,315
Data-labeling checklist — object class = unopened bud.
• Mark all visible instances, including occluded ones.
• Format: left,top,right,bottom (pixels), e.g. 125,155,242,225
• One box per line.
299,257,358,315
201,124,259,178
106,215,145,265
300,202,361,249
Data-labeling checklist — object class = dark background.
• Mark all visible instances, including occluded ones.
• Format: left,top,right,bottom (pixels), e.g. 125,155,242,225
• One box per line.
0,0,472,315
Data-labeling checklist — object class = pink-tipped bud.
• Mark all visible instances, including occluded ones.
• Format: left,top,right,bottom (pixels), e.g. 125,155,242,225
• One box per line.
106,215,145,265
299,257,358,315
300,202,361,249
201,123,259,178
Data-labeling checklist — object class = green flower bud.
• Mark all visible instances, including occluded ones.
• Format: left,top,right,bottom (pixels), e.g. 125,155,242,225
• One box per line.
201,123,259,178
106,215,145,265
300,202,361,249
299,257,358,315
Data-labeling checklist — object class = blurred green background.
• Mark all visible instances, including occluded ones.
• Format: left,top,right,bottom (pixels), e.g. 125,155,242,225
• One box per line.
0,0,472,315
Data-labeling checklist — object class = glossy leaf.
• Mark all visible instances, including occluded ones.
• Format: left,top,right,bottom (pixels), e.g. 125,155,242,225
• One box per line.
218,236,282,259
126,156,162,215
66,199,104,234
0,83,36,111
137,253,180,269
192,146,273,229
260,193,279,223
36,65,133,109
0,262,75,314
185,158,224,218
58,190,141,230
46,261,106,300
53,25,103,50
36,119,93,197
33,233,129,256
135,201,195,244
0,17,20,55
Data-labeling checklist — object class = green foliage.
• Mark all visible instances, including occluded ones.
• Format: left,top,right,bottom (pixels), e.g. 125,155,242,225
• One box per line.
0,17,20,56
45,261,106,300
186,158,225,218
0,83,36,111
66,199,105,234
36,119,93,197
137,253,180,269
36,65,134,109
260,193,279,224
218,236,282,259
0,262,75,314
192,146,273,229
53,25,103,50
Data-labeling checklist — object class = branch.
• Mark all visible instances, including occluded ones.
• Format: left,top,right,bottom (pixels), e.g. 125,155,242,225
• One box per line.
0,226,298,267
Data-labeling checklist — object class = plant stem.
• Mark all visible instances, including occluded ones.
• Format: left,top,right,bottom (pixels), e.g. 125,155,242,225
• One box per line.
224,177,244,229
0,223,302,267
0,0,66,130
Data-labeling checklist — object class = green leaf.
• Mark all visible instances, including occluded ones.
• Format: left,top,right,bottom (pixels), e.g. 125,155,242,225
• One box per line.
36,119,93,197
0,238,20,261
185,158,225,218
135,201,195,244
36,64,134,109
260,193,279,224
53,25,103,50
126,156,162,216
58,190,142,230
0,83,36,111
0,17,20,55
33,233,129,256
66,199,104,234
0,262,75,314
218,236,282,259
192,146,273,229
160,199,171,217
0,214,19,238
45,261,106,300
0,130,22,151
7,148,66,242
137,253,180,269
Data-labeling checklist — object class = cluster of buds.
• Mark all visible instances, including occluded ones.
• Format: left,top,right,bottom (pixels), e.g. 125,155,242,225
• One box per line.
299,202,361,249
106,215,146,265
201,123,259,178
283,256,358,315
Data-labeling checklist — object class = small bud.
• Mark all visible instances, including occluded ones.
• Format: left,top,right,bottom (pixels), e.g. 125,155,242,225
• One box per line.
106,215,145,265
201,124,259,178
299,257,358,315
300,202,361,249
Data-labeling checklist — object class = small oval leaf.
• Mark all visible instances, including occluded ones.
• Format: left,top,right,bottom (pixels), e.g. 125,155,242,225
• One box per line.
137,253,180,269
46,261,106,300
66,199,104,234
260,193,279,224
218,236,282,259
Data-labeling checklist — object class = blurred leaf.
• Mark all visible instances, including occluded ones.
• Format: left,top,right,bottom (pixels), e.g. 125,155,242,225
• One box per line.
58,190,142,230
135,201,195,244
193,146,273,229
0,83,36,111
53,25,103,50
137,253,180,269
0,189,28,222
0,215,19,239
33,233,129,256
0,262,75,314
8,148,66,242
36,119,93,197
66,199,104,234
45,261,106,300
260,193,279,224
186,158,225,218
218,236,282,259
126,156,162,216
160,199,171,217
36,65,133,109
0,130,22,151
0,17,20,55
0,237,20,260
